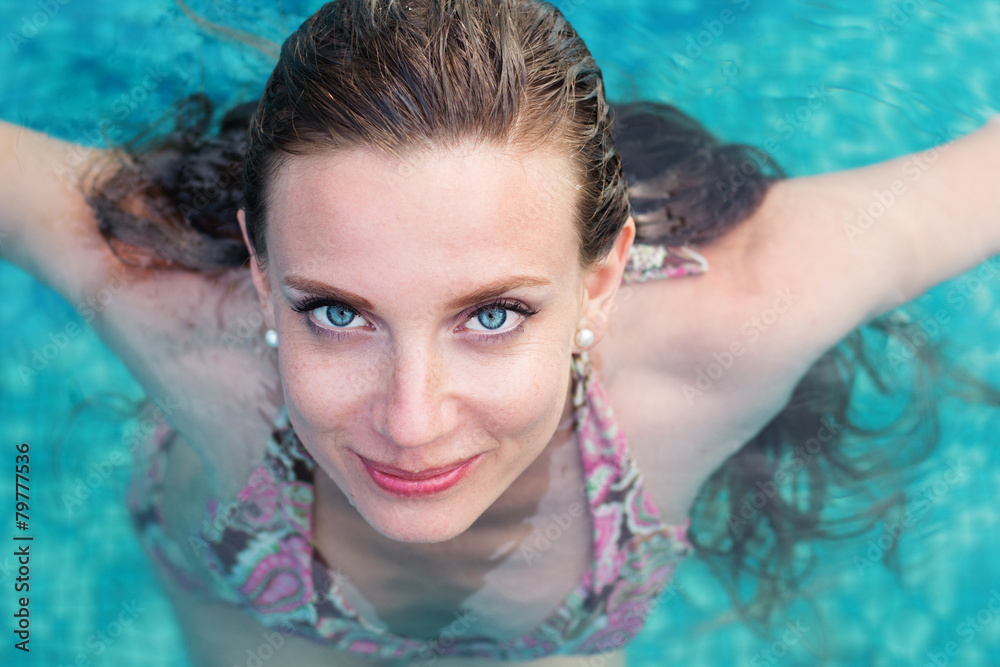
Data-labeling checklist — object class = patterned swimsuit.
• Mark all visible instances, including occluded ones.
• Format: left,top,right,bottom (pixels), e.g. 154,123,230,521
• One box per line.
127,242,709,661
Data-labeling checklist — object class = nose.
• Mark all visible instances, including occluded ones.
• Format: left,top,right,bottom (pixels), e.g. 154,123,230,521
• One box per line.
374,342,455,449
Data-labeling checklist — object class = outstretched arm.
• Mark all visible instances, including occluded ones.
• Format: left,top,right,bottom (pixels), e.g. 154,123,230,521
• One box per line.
813,115,1000,319
640,116,1000,388
775,115,998,362
0,120,120,303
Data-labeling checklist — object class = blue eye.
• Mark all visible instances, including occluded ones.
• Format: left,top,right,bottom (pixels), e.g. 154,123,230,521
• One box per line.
324,305,358,328
476,307,508,330
289,296,372,339
306,303,368,330
465,299,538,340
290,296,537,343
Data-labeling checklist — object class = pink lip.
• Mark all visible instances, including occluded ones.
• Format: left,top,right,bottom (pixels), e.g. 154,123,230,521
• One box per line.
356,453,482,498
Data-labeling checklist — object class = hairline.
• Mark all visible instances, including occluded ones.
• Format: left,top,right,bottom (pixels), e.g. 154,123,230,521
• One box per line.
249,131,596,272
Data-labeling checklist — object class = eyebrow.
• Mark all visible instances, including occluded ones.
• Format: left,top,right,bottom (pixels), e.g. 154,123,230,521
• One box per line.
281,274,553,312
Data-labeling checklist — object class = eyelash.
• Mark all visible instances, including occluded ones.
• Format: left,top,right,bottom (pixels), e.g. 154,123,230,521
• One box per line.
466,299,539,343
288,297,539,344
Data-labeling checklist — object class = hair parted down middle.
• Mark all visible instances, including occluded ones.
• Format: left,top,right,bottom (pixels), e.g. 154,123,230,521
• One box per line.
241,0,629,271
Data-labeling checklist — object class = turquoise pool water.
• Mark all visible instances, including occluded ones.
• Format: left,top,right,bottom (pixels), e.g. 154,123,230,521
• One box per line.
1,0,999,665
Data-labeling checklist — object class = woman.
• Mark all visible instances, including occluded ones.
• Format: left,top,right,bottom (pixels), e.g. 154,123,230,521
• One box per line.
2,0,999,665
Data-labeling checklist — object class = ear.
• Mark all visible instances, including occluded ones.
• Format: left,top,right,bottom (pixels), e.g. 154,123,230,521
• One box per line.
238,209,276,329
579,216,636,349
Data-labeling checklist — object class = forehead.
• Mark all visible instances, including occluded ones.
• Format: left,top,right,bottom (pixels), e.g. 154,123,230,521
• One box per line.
265,144,583,293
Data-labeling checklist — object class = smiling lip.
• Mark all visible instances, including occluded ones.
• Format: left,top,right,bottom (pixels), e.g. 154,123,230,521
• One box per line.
356,453,482,498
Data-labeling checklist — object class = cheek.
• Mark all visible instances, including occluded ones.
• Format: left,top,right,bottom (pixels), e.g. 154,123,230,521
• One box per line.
277,338,380,433
472,353,570,437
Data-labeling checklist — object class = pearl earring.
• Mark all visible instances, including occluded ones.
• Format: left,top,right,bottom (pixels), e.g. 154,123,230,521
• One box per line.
574,327,595,349
264,329,279,348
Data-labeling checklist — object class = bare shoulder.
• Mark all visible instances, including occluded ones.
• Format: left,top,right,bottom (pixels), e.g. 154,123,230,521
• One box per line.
602,196,806,425
92,263,283,491
0,122,283,479
602,121,1000,515
595,176,907,519
635,119,1000,396
607,168,929,399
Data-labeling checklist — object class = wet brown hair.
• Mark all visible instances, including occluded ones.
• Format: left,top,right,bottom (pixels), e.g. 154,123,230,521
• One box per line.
89,0,774,274
240,0,625,272
82,0,1000,632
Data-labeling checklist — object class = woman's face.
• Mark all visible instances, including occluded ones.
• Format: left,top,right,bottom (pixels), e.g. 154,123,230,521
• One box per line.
243,143,629,543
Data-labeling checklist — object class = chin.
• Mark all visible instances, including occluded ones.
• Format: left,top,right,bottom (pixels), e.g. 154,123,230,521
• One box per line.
360,497,484,544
